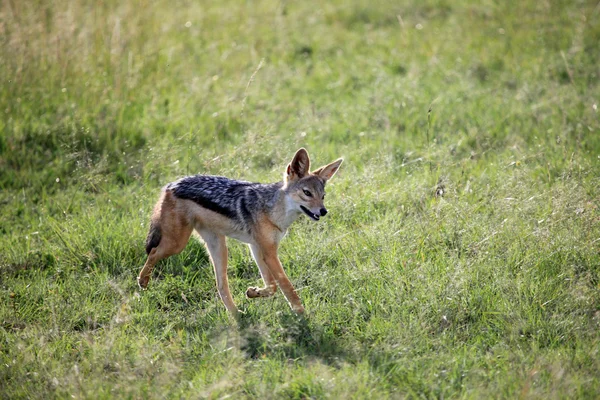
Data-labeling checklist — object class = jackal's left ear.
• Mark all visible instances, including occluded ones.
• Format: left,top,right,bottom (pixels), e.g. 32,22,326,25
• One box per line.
285,148,311,182
313,158,343,181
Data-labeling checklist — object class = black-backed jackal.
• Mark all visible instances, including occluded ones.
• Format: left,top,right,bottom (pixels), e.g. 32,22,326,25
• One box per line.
138,148,343,315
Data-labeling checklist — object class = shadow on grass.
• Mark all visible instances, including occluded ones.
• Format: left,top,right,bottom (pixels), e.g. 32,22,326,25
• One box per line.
236,310,348,366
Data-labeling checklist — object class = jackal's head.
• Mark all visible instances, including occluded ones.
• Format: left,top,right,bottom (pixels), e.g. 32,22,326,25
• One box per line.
283,148,343,221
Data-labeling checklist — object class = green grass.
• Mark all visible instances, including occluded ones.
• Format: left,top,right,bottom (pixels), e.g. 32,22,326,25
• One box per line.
1,0,600,398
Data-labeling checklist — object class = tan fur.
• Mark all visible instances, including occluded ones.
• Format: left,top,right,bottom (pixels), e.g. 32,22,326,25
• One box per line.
137,148,343,315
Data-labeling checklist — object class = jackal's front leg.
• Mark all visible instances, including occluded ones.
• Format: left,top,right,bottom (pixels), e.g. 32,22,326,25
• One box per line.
199,230,239,315
259,243,305,314
246,244,278,299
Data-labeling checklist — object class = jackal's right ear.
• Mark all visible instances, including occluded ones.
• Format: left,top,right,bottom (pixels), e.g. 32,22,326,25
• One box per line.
312,157,343,182
285,148,310,182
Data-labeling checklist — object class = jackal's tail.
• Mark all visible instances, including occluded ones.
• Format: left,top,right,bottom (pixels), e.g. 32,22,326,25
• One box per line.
145,220,162,254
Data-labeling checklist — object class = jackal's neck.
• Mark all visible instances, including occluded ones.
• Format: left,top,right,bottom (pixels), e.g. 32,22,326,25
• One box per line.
284,193,303,225
266,186,301,231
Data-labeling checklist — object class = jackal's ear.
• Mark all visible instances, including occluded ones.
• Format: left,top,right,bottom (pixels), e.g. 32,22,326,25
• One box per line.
285,148,311,182
312,158,343,181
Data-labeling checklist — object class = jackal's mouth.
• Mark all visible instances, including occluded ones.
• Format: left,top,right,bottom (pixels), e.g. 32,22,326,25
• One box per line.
300,205,320,221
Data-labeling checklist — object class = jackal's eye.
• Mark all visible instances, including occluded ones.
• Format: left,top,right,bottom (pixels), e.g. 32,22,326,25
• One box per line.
322,193,326,200
303,189,312,197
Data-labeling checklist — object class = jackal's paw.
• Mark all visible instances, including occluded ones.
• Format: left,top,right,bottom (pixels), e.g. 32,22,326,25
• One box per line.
137,275,150,290
246,286,276,298
246,287,261,298
292,304,305,315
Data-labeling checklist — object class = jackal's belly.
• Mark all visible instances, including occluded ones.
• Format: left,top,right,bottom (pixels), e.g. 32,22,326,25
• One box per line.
184,200,254,243
225,229,253,244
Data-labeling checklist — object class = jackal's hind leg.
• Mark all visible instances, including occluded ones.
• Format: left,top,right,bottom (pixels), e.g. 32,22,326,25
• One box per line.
138,215,193,289
246,244,278,299
138,247,163,289
137,226,192,289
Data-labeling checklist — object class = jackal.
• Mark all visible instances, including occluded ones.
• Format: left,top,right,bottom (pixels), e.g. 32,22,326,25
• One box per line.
137,148,343,315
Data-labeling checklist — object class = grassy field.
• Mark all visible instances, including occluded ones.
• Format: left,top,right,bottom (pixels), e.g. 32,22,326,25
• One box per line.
1,0,600,398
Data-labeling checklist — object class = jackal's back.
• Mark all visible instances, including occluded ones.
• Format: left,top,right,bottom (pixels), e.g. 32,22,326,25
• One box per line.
168,175,282,230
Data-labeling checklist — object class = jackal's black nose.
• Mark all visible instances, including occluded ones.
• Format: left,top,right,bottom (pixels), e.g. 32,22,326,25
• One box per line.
320,208,328,216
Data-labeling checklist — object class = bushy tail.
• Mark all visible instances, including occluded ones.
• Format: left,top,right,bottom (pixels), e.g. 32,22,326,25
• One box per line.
145,220,162,254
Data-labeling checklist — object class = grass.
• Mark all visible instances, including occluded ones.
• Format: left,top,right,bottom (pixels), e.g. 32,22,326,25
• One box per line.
1,0,600,398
